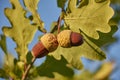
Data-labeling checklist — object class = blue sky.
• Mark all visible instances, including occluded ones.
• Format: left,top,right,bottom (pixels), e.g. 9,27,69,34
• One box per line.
0,0,120,80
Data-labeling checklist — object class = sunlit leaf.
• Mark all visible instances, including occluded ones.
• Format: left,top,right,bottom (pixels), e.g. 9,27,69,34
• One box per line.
89,21,118,47
50,22,58,33
73,70,93,80
23,0,46,33
64,0,114,39
50,22,65,35
32,76,56,80
2,0,38,61
3,54,15,70
95,0,106,3
30,73,70,80
54,72,71,80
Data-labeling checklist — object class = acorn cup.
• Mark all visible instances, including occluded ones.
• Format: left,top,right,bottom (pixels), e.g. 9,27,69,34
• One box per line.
32,33,58,58
57,30,84,48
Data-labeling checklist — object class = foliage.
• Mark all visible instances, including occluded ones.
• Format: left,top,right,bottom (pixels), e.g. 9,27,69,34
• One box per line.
0,35,7,54
65,0,114,39
50,0,113,69
29,56,74,78
2,0,38,62
0,0,118,80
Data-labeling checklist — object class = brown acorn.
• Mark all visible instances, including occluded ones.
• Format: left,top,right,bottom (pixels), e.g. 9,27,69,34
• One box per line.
57,30,83,47
32,33,58,58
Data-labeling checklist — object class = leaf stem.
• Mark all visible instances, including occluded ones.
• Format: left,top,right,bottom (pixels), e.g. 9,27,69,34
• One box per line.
21,57,36,80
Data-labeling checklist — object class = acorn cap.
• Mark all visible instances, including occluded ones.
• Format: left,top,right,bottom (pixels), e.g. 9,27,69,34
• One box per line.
41,33,58,52
57,30,72,47
32,33,58,58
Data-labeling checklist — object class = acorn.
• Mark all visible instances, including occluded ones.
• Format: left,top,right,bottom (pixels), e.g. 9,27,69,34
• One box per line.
57,30,83,47
32,33,58,58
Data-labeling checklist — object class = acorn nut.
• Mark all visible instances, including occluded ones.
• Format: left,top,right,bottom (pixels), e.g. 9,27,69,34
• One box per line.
32,33,58,58
57,30,83,47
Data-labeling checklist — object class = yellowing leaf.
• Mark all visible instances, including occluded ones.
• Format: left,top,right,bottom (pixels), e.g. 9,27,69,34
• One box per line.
24,0,46,33
2,0,38,61
94,62,115,80
64,0,114,39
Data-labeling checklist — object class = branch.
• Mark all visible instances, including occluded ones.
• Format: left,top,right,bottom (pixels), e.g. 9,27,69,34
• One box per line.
57,9,65,34
22,57,36,80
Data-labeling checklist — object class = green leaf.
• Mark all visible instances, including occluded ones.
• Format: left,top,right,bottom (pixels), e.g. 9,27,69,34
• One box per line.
49,0,115,72
50,21,58,33
26,51,33,64
3,53,19,79
0,68,8,78
23,0,46,33
74,70,93,80
54,73,71,80
77,0,89,8
24,0,39,11
64,0,114,39
111,0,120,4
35,56,74,78
0,35,7,54
32,76,56,80
57,0,67,8
95,0,106,3
3,54,15,71
50,21,66,34
2,54,22,79
88,22,118,47
2,0,38,61
50,31,106,69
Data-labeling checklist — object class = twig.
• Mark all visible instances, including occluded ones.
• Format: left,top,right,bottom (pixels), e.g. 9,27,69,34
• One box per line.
21,57,36,80
57,17,62,34
57,9,65,34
